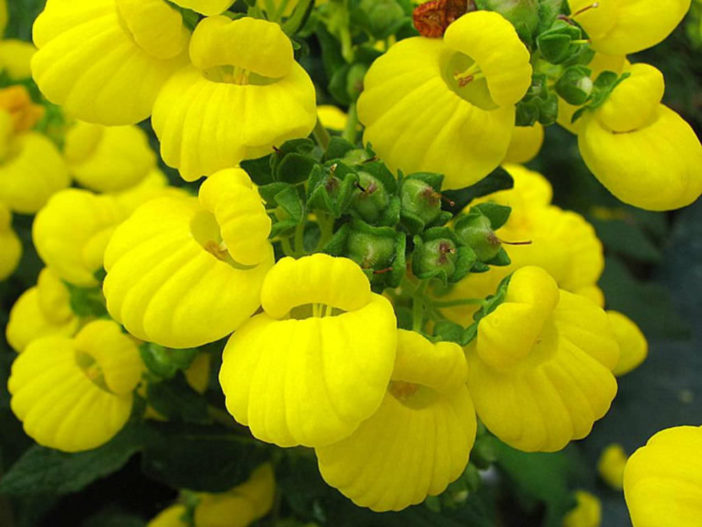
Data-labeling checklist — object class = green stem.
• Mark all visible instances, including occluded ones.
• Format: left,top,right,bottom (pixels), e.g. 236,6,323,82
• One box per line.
342,102,359,144
280,237,295,257
312,117,331,150
207,405,239,430
294,221,306,257
411,281,428,332
432,298,485,308
316,213,335,250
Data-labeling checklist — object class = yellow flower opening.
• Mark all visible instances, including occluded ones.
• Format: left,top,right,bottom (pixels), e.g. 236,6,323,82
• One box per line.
568,0,692,55
64,121,156,193
624,426,702,527
31,0,189,125
104,171,274,348
219,254,397,448
466,266,619,452
8,320,144,452
316,329,476,512
357,11,532,190
5,268,79,352
152,16,316,181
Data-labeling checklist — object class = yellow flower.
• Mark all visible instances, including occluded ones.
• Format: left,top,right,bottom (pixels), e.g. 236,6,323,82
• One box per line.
597,443,628,490
607,311,648,376
152,16,316,181
104,169,274,348
64,121,156,192
33,189,124,287
562,490,602,527
438,166,603,324
31,0,189,125
465,266,619,452
8,319,144,452
0,40,36,80
315,329,476,512
624,426,702,527
503,123,544,164
568,0,692,55
0,124,70,214
148,464,275,527
109,168,186,214
5,268,80,352
575,285,605,308
220,254,397,447
357,11,531,189
195,464,275,527
317,104,348,132
578,64,702,210
170,0,234,15
0,201,21,280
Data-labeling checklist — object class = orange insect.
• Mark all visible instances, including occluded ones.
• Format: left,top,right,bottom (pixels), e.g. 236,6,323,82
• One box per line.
412,0,473,38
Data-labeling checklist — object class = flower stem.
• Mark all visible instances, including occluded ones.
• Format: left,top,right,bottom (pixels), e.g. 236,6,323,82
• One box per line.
312,117,331,150
342,102,359,144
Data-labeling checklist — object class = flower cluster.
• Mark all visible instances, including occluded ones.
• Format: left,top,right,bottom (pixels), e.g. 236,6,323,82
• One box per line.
0,0,699,525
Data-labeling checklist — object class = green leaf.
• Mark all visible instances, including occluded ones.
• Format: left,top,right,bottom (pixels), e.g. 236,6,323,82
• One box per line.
275,153,317,184
146,373,209,424
140,343,198,380
471,203,512,230
141,422,269,493
275,186,305,223
0,424,145,496
282,0,315,36
443,168,514,214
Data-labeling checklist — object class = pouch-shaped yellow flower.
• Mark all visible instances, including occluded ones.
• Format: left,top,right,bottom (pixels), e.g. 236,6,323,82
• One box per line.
316,330,476,512
152,16,316,181
0,201,20,280
607,311,647,376
220,254,397,448
169,0,234,16
357,11,531,190
466,266,619,452
8,319,143,452
110,168,186,215
31,0,189,125
0,40,36,80
598,443,627,490
0,130,70,213
64,121,156,192
317,105,348,132
624,426,702,527
568,0,692,55
563,490,602,527
33,189,124,287
104,169,273,348
503,123,544,164
6,267,79,352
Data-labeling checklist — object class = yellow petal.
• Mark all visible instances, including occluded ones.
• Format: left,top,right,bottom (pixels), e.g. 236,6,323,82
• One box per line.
0,202,21,280
170,0,235,16
103,195,273,348
33,189,124,286
0,40,36,80
64,121,156,192
316,330,476,512
607,311,648,376
0,132,70,214
317,105,348,132
36,267,74,324
147,505,188,527
115,0,189,60
503,123,544,164
578,105,702,211
184,353,211,394
563,490,602,527
597,443,627,490
624,426,702,527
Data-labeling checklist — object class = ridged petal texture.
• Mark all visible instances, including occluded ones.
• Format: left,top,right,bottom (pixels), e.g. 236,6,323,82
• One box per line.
607,311,648,377
568,0,692,55
170,0,235,16
152,17,316,182
0,201,21,280
103,194,274,348
466,266,620,452
5,268,79,352
198,169,272,266
219,254,397,448
33,189,124,286
438,165,603,325
443,11,532,107
8,320,143,452
0,40,36,80
316,330,476,512
579,104,702,211
64,121,156,192
357,37,516,190
31,0,189,125
624,426,702,527
194,464,275,527
0,131,69,213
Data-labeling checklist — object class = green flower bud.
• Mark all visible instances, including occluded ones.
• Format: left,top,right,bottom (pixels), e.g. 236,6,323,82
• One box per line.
361,0,405,39
401,178,442,225
415,238,458,278
455,214,501,261
347,230,396,270
537,20,583,64
555,65,593,105
351,171,390,224
346,63,368,101
140,343,198,380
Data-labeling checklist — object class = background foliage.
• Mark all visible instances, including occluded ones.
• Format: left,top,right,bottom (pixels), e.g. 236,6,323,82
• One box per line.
0,1,700,525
